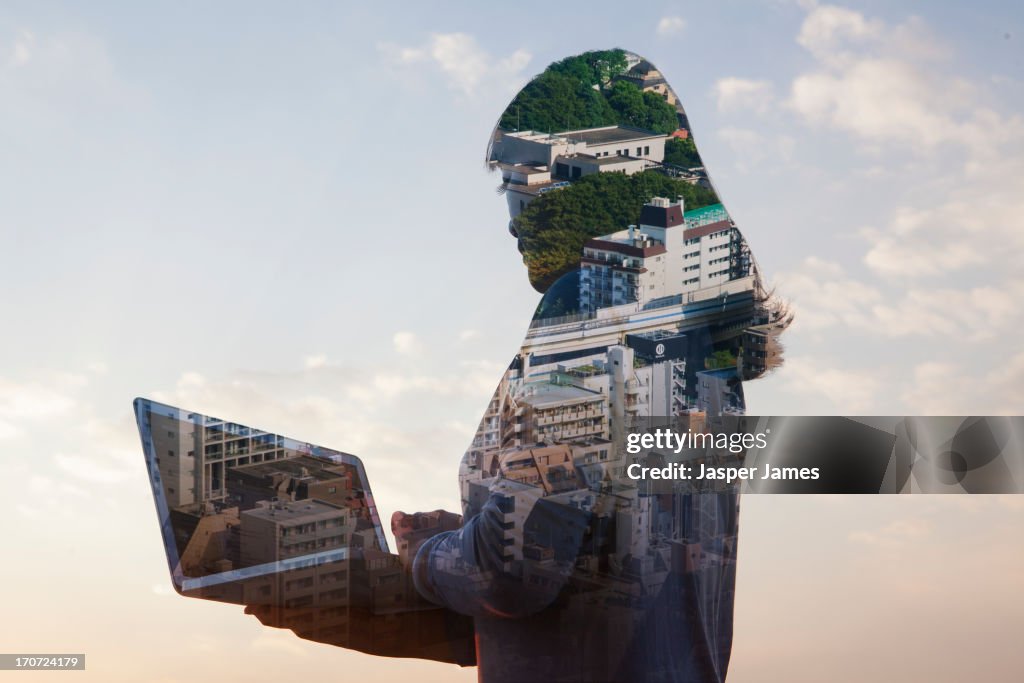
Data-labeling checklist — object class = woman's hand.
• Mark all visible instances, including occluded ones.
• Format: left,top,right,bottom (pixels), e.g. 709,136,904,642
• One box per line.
391,509,463,566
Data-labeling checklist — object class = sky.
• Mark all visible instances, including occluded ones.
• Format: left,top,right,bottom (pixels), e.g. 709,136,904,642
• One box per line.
1,1,1023,681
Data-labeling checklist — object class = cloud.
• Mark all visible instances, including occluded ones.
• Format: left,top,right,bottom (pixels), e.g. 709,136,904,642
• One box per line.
765,4,1024,413
303,353,328,370
777,258,1024,341
717,126,794,172
862,192,1024,279
796,4,885,66
392,330,421,355
899,362,963,415
713,77,774,114
802,255,844,278
790,59,976,150
7,29,33,67
86,361,108,375
849,517,930,547
151,583,175,597
771,0,1024,412
774,258,882,332
0,373,85,433
14,472,93,519
867,283,1021,341
892,361,1024,414
775,356,883,413
379,33,531,97
0,420,19,439
788,4,1023,157
0,27,138,115
53,446,137,485
656,16,687,37
984,352,1024,413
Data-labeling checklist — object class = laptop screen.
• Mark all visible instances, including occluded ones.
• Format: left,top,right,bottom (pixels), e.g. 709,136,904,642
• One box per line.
134,398,388,597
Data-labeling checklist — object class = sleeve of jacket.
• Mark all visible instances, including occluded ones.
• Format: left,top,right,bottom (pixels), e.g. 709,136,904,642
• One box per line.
412,477,591,619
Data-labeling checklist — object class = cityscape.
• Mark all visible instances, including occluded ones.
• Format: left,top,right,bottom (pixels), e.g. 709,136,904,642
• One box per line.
413,50,792,680
139,49,793,679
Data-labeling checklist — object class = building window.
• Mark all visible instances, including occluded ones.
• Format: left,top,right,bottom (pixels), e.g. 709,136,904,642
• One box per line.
636,147,642,156
644,146,650,155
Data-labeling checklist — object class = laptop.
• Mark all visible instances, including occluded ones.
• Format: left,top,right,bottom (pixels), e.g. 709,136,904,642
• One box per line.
135,398,477,663
134,397,390,601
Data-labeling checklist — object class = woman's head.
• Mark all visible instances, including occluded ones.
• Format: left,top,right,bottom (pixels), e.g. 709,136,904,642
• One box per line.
487,50,711,289
487,48,790,379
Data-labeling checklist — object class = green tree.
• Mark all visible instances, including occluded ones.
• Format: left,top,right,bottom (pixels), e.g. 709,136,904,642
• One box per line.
588,49,629,85
548,49,629,88
705,349,737,370
606,80,646,128
664,136,702,167
499,49,678,134
605,81,679,135
499,71,617,132
640,90,679,134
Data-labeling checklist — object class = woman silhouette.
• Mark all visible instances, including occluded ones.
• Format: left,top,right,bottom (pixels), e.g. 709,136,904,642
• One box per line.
390,49,790,682
225,48,791,682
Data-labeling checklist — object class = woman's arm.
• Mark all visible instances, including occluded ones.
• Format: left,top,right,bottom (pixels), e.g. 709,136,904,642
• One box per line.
410,478,590,619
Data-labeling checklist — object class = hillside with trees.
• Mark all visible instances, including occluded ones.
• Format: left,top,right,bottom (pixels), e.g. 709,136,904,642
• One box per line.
514,171,718,293
498,49,680,135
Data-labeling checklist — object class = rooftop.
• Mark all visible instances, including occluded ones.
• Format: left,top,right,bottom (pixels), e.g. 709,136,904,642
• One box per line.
683,203,729,228
501,130,568,145
498,161,550,175
241,498,347,524
640,197,685,228
697,368,740,380
519,382,605,409
559,125,666,145
563,153,648,166
504,179,570,197
229,455,351,482
591,227,663,249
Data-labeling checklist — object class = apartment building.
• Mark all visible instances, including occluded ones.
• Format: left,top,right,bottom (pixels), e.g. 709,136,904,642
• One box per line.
520,381,609,445
580,197,750,314
226,456,356,511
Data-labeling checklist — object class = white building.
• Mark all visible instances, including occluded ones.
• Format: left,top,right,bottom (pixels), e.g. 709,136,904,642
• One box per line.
579,197,747,314
496,125,667,168
495,125,669,218
580,224,669,311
